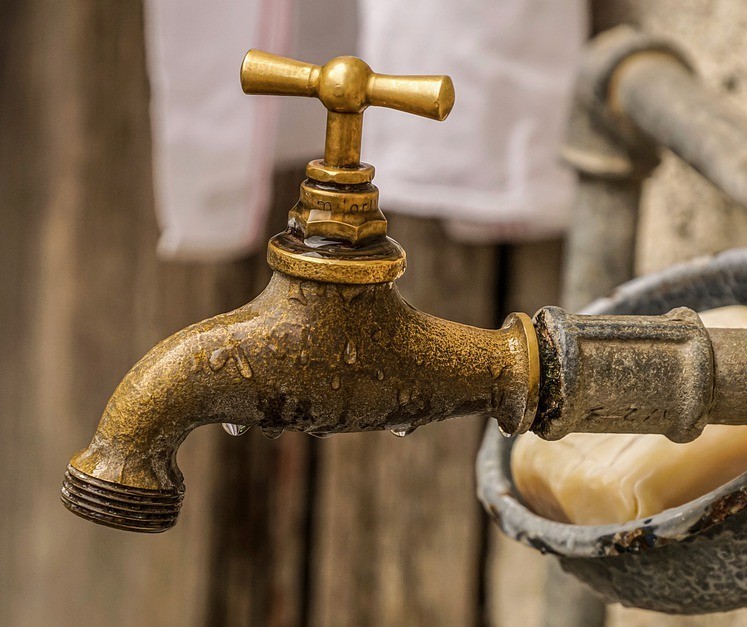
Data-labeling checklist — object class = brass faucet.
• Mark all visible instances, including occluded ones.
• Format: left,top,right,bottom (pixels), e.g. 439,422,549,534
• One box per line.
61,51,540,533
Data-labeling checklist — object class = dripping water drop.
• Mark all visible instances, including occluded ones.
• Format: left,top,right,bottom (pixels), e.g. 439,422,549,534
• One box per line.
390,425,417,438
222,423,250,437
209,347,230,371
309,431,333,439
497,424,512,438
331,374,341,390
261,426,284,440
344,340,357,365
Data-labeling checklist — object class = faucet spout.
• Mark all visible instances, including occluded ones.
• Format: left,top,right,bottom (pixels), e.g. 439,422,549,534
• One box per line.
62,271,539,532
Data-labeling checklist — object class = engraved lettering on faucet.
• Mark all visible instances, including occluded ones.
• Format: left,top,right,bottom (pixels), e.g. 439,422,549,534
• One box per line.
584,406,606,422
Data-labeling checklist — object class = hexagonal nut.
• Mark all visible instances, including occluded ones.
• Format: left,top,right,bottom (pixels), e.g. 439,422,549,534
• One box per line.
290,206,387,243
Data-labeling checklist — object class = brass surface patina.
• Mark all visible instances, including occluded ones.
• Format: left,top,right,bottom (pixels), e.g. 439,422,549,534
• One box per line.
61,51,539,532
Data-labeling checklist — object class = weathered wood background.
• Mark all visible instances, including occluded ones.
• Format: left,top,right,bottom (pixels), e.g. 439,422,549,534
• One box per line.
4,1,747,626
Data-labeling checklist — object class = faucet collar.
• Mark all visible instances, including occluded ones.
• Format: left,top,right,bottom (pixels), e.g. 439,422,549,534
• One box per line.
267,230,406,285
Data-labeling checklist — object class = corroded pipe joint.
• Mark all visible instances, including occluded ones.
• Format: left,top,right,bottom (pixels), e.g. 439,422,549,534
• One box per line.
532,306,714,443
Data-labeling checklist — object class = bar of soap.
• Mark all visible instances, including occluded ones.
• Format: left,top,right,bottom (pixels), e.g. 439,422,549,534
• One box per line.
511,306,747,525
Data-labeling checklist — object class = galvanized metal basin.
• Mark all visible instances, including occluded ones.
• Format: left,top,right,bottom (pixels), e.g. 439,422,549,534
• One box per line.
477,249,747,614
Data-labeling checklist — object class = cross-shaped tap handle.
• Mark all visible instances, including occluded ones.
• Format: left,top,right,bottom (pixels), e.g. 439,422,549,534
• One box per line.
241,50,455,168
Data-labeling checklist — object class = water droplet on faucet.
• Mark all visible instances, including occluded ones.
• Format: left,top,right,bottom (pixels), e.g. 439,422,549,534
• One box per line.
497,424,512,439
261,426,284,440
299,349,310,365
209,347,230,371
376,369,385,380
288,281,308,305
309,431,333,439
331,374,341,390
343,340,357,364
390,426,417,438
222,423,250,436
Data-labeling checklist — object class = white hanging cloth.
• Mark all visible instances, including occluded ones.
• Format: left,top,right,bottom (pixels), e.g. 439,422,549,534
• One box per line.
145,0,586,261
359,0,587,241
144,0,294,261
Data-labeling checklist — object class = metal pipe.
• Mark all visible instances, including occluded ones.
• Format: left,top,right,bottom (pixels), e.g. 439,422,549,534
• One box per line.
532,249,747,443
575,25,747,210
613,53,747,208
529,304,747,443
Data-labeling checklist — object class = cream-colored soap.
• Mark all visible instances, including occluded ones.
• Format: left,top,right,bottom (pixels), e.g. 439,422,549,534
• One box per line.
511,306,747,526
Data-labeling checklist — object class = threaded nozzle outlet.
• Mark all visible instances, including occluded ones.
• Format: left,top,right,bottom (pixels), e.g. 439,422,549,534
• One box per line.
61,465,183,533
